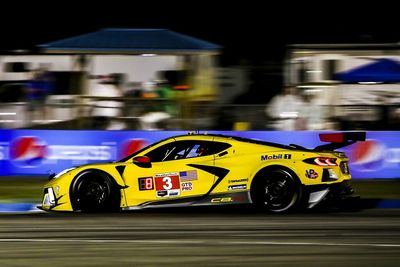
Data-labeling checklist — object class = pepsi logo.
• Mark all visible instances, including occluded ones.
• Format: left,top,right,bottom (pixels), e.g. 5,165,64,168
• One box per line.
10,136,47,166
350,139,385,171
120,139,148,158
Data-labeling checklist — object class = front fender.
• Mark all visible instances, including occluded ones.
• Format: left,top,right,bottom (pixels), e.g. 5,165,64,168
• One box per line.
42,164,128,211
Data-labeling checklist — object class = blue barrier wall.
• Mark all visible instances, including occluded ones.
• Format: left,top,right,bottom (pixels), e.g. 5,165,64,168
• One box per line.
0,130,399,179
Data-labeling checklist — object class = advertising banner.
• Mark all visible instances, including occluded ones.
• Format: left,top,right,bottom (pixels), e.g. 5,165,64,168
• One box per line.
0,130,399,179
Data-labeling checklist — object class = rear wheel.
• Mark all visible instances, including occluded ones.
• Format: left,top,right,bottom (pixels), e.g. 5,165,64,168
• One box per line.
251,168,302,213
70,170,121,212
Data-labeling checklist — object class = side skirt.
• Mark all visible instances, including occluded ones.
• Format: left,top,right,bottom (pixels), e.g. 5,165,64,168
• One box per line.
122,191,251,210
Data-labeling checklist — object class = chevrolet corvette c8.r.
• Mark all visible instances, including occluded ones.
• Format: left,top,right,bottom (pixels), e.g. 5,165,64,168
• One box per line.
41,132,365,213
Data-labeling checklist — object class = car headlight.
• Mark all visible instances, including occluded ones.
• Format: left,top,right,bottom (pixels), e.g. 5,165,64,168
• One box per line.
42,187,56,208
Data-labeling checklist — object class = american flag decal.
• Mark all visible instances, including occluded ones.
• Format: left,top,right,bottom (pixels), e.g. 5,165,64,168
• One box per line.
179,170,198,181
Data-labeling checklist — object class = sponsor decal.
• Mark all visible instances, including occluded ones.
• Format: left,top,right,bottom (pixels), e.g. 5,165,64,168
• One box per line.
181,182,193,191
211,197,233,203
168,190,180,196
305,169,318,179
228,178,248,184
261,154,291,161
179,170,198,181
228,184,247,190
7,136,116,168
155,172,180,197
48,145,115,161
10,136,47,167
138,177,154,190
197,192,249,205
155,172,179,178
157,190,168,197
157,189,180,198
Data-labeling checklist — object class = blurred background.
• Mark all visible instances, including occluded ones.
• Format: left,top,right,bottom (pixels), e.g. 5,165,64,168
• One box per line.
0,3,400,132
1,4,400,267
0,3,399,194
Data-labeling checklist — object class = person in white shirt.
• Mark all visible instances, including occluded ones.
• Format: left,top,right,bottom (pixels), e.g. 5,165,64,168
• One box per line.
266,86,305,130
91,74,125,130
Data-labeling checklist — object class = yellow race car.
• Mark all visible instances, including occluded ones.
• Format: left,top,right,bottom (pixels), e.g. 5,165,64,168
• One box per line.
40,132,365,213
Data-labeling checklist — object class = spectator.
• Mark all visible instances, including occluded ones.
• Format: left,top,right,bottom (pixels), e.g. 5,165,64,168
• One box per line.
25,66,54,123
298,92,325,130
90,74,126,130
138,111,171,130
136,79,177,130
266,86,305,130
155,79,178,116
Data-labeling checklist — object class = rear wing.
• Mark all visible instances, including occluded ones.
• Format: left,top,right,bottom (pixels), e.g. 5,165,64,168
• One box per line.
314,132,366,151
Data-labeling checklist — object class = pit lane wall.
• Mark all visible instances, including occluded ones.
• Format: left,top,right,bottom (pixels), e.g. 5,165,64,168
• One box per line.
0,130,397,179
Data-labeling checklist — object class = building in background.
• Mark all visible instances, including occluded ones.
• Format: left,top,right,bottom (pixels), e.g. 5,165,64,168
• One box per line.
284,43,400,130
0,28,221,129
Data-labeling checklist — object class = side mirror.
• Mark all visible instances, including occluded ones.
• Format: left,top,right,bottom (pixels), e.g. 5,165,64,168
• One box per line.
132,156,152,168
48,173,56,180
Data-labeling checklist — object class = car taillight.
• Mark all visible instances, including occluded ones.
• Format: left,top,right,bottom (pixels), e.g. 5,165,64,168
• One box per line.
340,161,350,174
303,157,337,166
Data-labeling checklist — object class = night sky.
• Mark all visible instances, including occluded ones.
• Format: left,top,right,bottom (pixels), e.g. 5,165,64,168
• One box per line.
1,2,399,65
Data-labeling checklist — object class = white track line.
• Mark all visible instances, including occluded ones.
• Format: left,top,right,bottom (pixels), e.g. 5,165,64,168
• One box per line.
0,239,399,248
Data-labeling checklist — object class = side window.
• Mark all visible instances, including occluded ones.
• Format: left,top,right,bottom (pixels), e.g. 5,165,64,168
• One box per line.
144,143,175,162
200,141,231,156
186,144,201,158
172,146,191,160
145,140,232,162
145,141,192,162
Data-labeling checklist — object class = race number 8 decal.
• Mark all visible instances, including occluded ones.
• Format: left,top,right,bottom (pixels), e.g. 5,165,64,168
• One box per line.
138,177,154,190
155,175,180,191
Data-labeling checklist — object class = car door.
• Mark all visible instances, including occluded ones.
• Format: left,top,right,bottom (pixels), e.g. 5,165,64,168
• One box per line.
122,139,219,206
212,139,254,194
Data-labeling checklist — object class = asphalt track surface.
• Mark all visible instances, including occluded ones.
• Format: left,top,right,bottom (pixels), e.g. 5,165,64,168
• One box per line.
0,206,400,267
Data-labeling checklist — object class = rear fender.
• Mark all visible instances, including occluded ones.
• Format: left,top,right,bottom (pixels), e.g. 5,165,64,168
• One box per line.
251,164,300,185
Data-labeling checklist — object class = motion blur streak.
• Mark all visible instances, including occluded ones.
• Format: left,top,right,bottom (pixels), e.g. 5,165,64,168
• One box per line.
0,208,400,266
0,238,399,248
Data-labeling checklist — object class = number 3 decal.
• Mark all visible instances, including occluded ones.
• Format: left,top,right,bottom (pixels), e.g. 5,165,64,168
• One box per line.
155,175,180,191
162,176,173,190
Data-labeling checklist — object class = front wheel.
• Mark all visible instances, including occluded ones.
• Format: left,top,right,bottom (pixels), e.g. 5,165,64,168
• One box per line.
251,168,302,213
70,170,121,212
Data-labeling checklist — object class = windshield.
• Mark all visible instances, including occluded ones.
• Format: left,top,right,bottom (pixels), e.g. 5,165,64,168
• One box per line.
117,137,174,163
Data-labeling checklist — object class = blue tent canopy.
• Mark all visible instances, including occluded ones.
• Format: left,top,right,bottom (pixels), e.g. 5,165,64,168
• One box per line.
334,58,400,83
39,28,221,54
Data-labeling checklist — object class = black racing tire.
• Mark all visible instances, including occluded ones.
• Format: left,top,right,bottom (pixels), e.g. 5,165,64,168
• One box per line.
70,170,121,212
250,168,302,213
